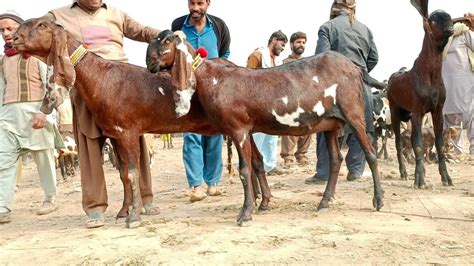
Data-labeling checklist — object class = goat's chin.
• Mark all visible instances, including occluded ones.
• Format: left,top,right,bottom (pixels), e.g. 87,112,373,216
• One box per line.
147,64,160,73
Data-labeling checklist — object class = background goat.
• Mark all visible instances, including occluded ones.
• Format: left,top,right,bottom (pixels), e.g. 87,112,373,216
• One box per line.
13,17,267,228
147,30,384,226
386,0,454,188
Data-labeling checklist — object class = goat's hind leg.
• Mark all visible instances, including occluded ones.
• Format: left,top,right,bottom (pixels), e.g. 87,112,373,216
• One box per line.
318,130,343,211
432,110,453,186
349,124,384,210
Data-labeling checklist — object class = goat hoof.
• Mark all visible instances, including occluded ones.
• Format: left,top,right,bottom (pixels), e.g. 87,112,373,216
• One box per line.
413,183,426,189
116,210,128,219
237,217,252,227
372,196,384,211
442,180,454,186
317,199,330,211
258,199,270,212
125,213,141,228
127,220,141,229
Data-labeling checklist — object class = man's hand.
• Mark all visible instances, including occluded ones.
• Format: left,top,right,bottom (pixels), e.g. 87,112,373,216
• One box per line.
32,111,47,129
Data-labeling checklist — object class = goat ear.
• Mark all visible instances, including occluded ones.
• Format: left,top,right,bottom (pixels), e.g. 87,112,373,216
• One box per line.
410,0,428,19
46,25,75,102
170,35,194,91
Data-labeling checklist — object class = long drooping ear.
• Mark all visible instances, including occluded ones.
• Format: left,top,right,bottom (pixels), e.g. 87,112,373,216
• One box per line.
170,32,195,91
410,0,428,19
45,24,76,108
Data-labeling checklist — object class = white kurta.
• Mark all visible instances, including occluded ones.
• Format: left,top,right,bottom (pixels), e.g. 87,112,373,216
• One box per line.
442,30,474,115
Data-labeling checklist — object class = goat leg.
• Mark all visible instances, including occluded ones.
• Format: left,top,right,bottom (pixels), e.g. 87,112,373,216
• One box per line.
411,114,427,189
109,139,130,220
391,107,408,180
352,125,384,210
234,135,255,226
249,136,271,211
432,110,453,186
382,136,389,160
318,130,342,211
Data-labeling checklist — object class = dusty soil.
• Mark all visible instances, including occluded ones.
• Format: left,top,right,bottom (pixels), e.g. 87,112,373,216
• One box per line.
1,133,473,264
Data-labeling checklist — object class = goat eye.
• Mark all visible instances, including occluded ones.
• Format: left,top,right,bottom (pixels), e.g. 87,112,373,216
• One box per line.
165,39,170,44
38,23,46,29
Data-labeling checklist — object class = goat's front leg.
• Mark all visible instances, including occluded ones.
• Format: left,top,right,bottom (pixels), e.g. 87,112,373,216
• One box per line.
318,130,342,211
116,137,142,228
391,107,408,179
233,133,255,226
109,139,130,220
411,114,427,188
382,134,389,160
249,136,271,211
432,110,453,186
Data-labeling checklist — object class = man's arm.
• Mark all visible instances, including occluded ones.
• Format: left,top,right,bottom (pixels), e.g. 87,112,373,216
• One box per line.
123,12,160,43
366,29,378,73
315,24,331,55
218,19,231,59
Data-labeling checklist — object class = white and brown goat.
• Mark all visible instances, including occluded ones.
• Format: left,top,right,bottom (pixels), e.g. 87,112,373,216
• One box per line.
147,30,384,226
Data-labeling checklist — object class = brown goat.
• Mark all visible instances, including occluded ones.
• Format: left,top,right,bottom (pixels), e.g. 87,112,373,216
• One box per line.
147,30,384,226
400,127,436,164
12,17,267,228
386,0,454,188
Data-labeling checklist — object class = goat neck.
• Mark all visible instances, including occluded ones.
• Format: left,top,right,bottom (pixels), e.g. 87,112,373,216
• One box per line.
413,29,443,81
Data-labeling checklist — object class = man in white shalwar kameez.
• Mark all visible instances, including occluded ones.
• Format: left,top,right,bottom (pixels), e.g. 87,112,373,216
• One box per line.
0,10,59,224
442,18,474,157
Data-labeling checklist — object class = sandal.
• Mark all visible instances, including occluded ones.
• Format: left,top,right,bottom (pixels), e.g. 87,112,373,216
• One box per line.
86,212,105,229
142,203,160,215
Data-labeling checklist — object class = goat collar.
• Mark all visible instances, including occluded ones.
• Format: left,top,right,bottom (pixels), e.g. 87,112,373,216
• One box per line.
69,44,88,66
192,54,204,71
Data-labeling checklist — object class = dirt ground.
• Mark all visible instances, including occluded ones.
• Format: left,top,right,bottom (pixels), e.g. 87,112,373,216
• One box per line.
1,132,473,264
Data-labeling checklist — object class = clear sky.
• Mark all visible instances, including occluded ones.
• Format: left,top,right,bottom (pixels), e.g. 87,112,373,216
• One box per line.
1,1,472,81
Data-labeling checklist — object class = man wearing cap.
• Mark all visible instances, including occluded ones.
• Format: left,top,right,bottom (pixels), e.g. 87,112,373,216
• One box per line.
247,30,288,176
306,0,378,184
0,10,58,224
47,0,160,228
279,31,313,168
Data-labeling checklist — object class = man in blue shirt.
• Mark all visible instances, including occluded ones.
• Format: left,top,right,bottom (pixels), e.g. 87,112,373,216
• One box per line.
172,0,230,202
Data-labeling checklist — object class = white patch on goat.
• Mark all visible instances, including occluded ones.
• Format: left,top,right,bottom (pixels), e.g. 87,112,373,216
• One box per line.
240,134,246,148
272,106,305,127
312,101,325,116
177,41,193,64
114,126,124,133
213,78,218,86
47,65,70,92
312,76,319,84
162,49,171,55
175,88,196,117
64,136,76,149
158,87,165,96
281,96,289,105
324,84,338,105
